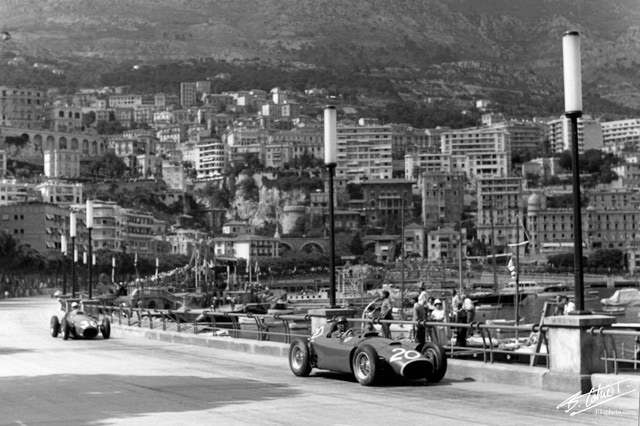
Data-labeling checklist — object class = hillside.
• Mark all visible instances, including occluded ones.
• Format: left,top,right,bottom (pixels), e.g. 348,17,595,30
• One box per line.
0,0,639,111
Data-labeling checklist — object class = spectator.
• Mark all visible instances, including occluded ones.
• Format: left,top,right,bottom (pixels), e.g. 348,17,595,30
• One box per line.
412,296,426,344
451,290,460,317
430,299,445,322
562,296,576,315
379,290,393,338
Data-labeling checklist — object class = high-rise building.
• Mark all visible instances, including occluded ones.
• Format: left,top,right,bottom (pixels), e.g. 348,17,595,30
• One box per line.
180,82,198,108
336,119,393,182
545,115,603,154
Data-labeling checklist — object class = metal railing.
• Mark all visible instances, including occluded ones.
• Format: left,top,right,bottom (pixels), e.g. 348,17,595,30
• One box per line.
588,325,640,374
87,304,549,366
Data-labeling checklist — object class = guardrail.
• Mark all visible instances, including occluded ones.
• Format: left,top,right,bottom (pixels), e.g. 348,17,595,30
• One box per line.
87,304,549,367
588,325,640,374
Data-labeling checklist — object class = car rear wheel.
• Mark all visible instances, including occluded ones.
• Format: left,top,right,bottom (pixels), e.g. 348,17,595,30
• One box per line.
421,342,447,383
352,345,379,386
50,316,60,337
289,339,312,377
101,318,111,339
62,318,71,340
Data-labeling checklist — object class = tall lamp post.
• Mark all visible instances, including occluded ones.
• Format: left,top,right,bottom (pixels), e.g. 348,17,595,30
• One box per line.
324,105,338,308
70,212,77,298
61,235,67,295
563,30,586,313
86,199,94,299
111,256,116,284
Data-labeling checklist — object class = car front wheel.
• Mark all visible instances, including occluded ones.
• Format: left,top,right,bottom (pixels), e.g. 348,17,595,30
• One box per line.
101,318,111,339
289,339,312,377
421,342,447,383
352,345,379,386
62,318,71,340
50,316,60,337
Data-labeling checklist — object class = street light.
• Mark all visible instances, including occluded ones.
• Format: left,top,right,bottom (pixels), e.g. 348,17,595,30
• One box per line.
324,105,337,308
60,234,67,295
70,211,77,298
563,30,586,313
86,199,94,299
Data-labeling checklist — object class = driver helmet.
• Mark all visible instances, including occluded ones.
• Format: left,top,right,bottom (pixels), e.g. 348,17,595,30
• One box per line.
71,302,79,309
335,316,349,330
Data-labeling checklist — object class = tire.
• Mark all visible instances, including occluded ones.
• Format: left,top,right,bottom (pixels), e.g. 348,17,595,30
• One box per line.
101,318,111,339
50,316,60,338
62,318,71,341
289,339,312,377
421,342,447,383
352,345,379,386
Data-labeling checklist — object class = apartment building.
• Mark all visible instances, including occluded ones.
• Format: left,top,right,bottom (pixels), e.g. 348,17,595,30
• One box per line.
225,125,268,166
336,119,393,182
359,179,413,232
476,176,525,250
43,149,80,179
108,95,142,108
0,179,41,205
0,203,77,253
195,138,226,181
421,172,465,229
526,190,640,254
545,115,603,154
45,105,83,132
180,82,198,108
440,126,511,179
601,118,640,153
0,86,46,129
36,181,83,207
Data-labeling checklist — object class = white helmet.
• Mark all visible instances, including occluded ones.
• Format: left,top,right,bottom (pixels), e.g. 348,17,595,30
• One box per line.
71,302,79,309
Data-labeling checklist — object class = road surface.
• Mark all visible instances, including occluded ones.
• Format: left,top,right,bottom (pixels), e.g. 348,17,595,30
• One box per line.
0,296,637,425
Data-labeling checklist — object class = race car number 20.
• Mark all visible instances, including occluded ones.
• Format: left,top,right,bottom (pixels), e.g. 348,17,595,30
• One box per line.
389,348,421,363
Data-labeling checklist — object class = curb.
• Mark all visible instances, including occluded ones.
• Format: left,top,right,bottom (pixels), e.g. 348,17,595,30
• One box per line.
113,324,289,357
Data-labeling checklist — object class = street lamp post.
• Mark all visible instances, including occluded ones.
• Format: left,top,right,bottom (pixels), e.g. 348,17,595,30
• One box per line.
86,199,94,300
563,30,586,313
61,235,67,295
111,256,116,284
324,105,338,308
70,211,77,298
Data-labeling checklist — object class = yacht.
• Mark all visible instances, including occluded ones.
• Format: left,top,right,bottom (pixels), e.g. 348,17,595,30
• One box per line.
499,280,548,295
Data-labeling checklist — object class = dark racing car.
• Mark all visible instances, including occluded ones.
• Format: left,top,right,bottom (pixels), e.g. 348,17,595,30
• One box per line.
288,317,447,386
50,300,111,340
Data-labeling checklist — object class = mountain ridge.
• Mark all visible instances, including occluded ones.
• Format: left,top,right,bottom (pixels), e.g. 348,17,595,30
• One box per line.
0,0,639,109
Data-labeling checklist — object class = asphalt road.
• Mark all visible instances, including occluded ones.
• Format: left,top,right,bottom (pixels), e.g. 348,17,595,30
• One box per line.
0,296,637,426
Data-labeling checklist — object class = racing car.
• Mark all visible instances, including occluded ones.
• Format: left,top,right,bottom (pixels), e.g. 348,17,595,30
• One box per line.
288,318,447,386
50,300,111,340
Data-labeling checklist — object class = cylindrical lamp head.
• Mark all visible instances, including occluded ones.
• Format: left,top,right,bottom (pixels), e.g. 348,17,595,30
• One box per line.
86,199,94,228
70,212,76,237
74,249,78,262
112,256,115,267
92,254,96,265
83,252,87,264
563,31,582,114
61,235,67,254
324,106,337,165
